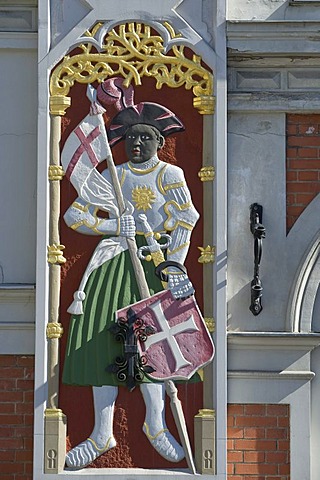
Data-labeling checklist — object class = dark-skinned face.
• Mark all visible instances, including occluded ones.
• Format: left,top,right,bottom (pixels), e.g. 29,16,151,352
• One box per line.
125,124,163,164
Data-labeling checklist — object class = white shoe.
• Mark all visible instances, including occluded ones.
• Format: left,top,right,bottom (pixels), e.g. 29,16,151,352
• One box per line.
143,422,185,463
65,436,116,469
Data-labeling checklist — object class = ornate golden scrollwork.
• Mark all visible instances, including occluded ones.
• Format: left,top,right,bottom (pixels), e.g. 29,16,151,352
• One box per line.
198,245,215,264
198,166,215,182
204,317,215,333
46,323,64,339
50,22,213,114
48,165,65,181
47,244,66,265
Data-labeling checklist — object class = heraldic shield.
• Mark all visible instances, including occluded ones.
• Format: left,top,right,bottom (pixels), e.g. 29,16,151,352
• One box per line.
115,290,215,382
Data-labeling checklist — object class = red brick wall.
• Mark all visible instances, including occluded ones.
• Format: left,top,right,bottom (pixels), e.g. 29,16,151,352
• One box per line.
286,114,320,232
227,404,290,480
0,362,291,480
0,355,34,480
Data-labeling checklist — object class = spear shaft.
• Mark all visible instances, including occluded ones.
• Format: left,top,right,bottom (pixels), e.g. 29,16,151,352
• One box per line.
106,154,149,299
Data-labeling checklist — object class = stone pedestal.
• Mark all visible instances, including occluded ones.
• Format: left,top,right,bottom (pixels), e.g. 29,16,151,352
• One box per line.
194,409,216,474
44,409,67,473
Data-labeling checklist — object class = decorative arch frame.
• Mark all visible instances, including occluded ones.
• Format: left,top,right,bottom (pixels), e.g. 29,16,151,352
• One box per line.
286,195,320,333
35,6,228,478
288,234,320,333
49,21,214,116
46,17,217,472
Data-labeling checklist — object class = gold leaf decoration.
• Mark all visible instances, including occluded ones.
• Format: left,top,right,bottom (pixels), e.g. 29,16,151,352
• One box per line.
50,22,213,114
132,186,156,211
46,322,64,339
198,245,215,264
47,244,66,265
198,166,215,182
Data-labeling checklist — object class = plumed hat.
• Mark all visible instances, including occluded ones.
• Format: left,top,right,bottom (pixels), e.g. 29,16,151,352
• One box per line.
107,102,185,147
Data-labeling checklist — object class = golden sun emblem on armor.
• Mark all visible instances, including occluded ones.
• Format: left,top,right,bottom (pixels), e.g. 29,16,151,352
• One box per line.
132,186,156,211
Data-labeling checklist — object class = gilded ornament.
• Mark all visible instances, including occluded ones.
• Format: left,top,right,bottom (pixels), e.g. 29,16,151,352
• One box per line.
150,250,166,266
49,95,71,116
48,165,65,181
46,322,64,339
195,409,216,418
198,166,215,182
44,408,65,418
50,22,213,113
132,186,156,211
193,95,215,115
204,317,215,333
47,244,67,265
198,245,215,264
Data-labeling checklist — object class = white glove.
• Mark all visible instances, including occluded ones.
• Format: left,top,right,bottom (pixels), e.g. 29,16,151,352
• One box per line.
167,267,195,300
119,214,136,237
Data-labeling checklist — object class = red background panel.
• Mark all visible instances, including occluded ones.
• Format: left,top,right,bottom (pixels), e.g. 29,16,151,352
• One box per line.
59,72,204,469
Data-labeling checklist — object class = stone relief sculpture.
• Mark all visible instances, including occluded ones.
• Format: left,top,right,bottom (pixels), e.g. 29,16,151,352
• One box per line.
60,77,214,470
44,20,217,473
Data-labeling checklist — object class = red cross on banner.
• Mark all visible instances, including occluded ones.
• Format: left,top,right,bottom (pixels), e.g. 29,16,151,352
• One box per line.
66,125,101,179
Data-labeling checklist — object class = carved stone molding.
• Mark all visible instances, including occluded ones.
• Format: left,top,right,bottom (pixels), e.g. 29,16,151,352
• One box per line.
0,284,35,303
227,21,320,55
229,66,320,94
0,6,37,32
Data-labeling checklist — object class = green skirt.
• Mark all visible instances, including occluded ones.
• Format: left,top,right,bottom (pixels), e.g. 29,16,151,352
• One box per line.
62,236,163,386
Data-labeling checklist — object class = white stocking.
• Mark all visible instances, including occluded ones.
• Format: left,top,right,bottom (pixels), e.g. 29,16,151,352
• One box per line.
65,385,118,469
140,383,185,463
91,385,118,446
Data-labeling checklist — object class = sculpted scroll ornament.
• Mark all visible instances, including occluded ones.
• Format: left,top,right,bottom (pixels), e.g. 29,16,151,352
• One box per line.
50,22,214,115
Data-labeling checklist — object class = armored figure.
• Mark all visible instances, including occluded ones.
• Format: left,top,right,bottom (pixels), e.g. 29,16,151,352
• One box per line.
62,87,199,468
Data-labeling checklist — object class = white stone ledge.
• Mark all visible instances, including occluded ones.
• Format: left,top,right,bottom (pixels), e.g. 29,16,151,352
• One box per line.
0,283,35,303
0,322,35,330
0,322,35,354
228,370,315,380
227,21,320,54
228,92,320,112
290,0,320,3
227,331,320,350
36,469,225,479
228,56,320,68
0,284,35,353
0,31,37,49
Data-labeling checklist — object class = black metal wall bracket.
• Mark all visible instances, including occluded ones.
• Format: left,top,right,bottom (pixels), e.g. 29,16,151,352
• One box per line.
249,203,266,316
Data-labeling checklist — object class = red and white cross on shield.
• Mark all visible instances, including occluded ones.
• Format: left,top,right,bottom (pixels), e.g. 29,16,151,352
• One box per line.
115,290,215,381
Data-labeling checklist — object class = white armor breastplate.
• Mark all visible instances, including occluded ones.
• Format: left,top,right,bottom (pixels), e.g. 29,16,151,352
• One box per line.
119,160,168,234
